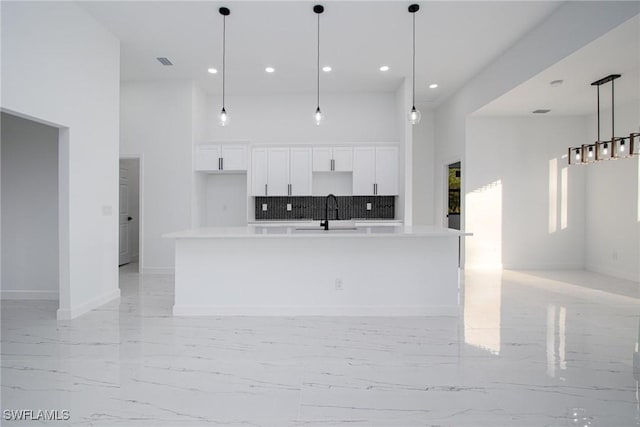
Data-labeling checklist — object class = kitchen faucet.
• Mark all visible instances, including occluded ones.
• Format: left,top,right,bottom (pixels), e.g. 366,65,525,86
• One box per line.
320,194,339,230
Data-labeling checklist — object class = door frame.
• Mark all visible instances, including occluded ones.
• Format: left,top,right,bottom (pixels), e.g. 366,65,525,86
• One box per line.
442,157,464,268
119,154,144,274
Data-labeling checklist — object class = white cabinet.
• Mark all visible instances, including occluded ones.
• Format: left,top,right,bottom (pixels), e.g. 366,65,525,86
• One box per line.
251,148,268,196
266,147,290,196
251,147,312,196
312,146,353,172
352,146,398,195
290,148,313,195
195,144,247,172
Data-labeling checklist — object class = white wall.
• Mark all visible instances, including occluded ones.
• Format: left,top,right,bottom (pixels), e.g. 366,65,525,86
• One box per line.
120,81,194,272
204,92,397,143
1,113,59,299
1,1,120,318
434,2,640,234
585,101,640,282
120,158,140,262
412,106,435,225
204,174,248,226
465,116,587,270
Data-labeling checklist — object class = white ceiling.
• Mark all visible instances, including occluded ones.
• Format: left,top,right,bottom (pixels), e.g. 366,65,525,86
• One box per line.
79,1,560,105
474,14,640,117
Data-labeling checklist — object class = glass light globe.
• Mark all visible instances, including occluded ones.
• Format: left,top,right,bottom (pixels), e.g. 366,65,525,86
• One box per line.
408,106,421,125
314,107,324,126
219,108,229,127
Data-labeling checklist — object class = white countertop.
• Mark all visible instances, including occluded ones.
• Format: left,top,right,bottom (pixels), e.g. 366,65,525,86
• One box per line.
164,225,472,239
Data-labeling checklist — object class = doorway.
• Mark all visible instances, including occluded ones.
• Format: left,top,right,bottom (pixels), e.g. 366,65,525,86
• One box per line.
447,161,461,230
118,158,140,269
1,112,60,304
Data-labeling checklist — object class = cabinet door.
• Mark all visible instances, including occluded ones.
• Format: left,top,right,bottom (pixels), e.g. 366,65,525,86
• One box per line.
267,148,290,196
332,147,353,172
221,145,247,171
312,147,332,172
290,147,312,195
251,148,268,196
375,146,398,195
352,147,376,195
195,145,221,171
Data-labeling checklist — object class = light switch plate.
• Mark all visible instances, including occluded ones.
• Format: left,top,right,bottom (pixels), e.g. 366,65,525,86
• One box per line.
262,204,268,211
286,203,292,211
366,203,372,211
102,205,113,216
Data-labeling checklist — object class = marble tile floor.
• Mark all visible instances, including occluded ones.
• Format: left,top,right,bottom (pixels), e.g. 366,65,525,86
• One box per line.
1,265,639,426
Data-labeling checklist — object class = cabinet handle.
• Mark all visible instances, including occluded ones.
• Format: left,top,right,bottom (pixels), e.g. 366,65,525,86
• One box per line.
374,183,378,195
265,184,268,196
221,157,224,170
331,159,334,171
218,158,221,170
288,183,292,196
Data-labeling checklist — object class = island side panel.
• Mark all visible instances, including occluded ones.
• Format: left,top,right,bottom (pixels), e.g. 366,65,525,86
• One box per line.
173,236,459,316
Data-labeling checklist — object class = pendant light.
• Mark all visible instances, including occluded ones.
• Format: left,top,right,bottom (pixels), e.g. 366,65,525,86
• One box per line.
313,5,324,126
218,7,230,126
568,74,639,165
408,4,421,125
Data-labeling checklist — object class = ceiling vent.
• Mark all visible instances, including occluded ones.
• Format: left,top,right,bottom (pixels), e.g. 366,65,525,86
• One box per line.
156,57,173,66
532,109,551,114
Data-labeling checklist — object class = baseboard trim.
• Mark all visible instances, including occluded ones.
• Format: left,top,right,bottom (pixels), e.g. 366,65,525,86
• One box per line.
56,288,120,320
142,267,174,275
503,263,585,270
586,264,639,283
173,305,459,317
1,290,58,300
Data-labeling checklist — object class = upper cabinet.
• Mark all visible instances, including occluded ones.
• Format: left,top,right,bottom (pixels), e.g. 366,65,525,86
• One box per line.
251,147,312,196
312,146,353,172
195,144,247,172
352,146,398,195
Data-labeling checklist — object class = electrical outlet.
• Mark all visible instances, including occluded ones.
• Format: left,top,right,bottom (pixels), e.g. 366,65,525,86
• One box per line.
286,203,292,211
262,204,268,211
335,278,344,291
366,203,372,211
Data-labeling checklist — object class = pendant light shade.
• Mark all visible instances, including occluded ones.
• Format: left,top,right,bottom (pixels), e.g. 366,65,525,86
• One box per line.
313,5,324,126
408,4,421,125
218,7,230,126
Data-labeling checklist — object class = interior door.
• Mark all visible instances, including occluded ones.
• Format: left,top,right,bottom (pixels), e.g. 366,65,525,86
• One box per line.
119,163,131,266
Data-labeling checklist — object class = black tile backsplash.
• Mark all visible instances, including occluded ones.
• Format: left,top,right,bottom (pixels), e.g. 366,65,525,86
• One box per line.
254,196,395,220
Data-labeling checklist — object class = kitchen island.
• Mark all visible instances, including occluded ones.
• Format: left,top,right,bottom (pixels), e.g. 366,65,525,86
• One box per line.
164,225,471,316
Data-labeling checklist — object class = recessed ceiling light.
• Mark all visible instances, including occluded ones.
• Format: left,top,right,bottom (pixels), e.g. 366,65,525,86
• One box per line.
550,79,564,87
156,57,173,66
532,109,551,114
265,67,275,73
322,66,332,72
429,83,438,89
207,68,218,74
379,65,390,72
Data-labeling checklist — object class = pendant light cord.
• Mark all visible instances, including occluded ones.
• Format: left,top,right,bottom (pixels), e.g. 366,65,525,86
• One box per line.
317,12,320,109
222,14,226,109
412,11,416,107
611,79,615,140
596,85,600,142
